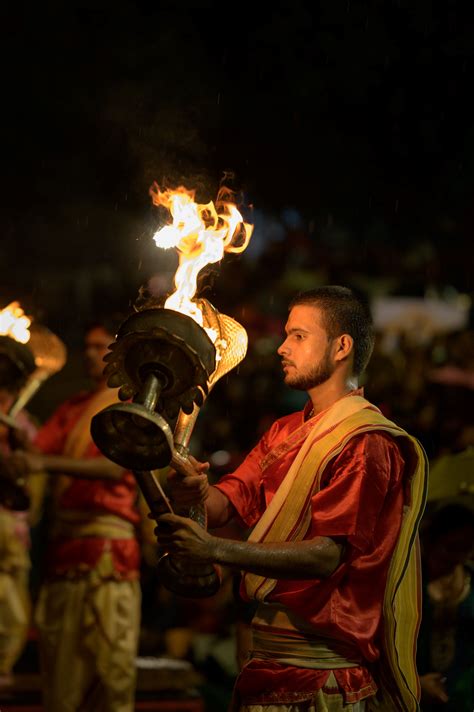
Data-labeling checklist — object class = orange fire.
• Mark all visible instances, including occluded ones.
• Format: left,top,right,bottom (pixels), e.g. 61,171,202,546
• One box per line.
150,184,253,329
0,302,32,344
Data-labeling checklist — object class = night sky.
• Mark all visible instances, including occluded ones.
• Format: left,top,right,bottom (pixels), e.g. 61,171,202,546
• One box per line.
2,1,474,332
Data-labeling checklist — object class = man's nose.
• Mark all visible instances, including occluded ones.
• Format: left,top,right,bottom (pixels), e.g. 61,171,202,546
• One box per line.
277,339,289,356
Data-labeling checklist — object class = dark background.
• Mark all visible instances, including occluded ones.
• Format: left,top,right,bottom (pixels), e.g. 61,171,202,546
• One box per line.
1,0,474,419
3,6,474,700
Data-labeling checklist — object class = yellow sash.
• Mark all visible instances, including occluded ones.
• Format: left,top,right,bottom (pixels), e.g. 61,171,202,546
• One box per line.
50,510,135,540
244,395,427,712
252,626,361,669
54,387,120,503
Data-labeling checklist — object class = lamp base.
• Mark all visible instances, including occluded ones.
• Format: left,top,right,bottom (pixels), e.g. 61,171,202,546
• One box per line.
90,401,174,470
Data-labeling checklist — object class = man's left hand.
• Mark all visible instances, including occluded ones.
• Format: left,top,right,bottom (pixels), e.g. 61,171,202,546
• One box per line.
155,513,217,563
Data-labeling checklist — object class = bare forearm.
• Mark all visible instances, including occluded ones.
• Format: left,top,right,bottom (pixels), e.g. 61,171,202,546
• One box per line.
206,486,236,528
209,536,343,579
41,455,124,480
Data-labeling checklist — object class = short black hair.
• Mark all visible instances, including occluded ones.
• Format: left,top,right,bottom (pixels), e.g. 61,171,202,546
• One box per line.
289,286,375,377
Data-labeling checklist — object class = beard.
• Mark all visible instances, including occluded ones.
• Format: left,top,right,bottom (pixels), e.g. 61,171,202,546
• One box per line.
284,347,335,391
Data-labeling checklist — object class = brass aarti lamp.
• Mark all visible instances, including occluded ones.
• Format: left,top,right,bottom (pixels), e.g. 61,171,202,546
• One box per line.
91,299,248,596
91,183,252,597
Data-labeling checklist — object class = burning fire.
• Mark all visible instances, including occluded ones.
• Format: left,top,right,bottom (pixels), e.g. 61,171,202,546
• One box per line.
150,184,253,333
0,302,32,344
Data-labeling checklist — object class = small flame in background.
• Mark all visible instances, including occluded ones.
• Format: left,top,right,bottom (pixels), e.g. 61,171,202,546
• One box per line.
150,184,253,337
0,302,32,344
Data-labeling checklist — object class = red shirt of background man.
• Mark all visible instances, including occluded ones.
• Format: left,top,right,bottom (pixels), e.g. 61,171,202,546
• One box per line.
34,391,140,579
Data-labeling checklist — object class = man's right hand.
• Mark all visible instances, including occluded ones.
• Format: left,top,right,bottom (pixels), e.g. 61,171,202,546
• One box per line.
167,456,210,509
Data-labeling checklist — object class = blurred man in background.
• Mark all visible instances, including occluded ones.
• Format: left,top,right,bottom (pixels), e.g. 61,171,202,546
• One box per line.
7,321,152,712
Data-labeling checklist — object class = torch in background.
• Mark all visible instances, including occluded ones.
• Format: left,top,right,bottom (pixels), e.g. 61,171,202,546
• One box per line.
91,184,253,597
0,302,67,427
0,301,67,508
9,324,68,419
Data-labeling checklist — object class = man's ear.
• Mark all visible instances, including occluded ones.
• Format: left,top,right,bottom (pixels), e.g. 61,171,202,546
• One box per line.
334,334,354,363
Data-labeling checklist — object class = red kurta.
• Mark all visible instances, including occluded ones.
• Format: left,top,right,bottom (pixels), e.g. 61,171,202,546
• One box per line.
215,395,406,705
35,391,140,579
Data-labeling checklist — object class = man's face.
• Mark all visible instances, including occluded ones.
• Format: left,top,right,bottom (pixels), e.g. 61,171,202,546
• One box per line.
277,304,336,391
84,327,113,382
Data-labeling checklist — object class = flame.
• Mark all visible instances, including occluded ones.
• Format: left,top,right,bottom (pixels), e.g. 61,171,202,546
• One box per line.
150,184,253,332
0,302,32,344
